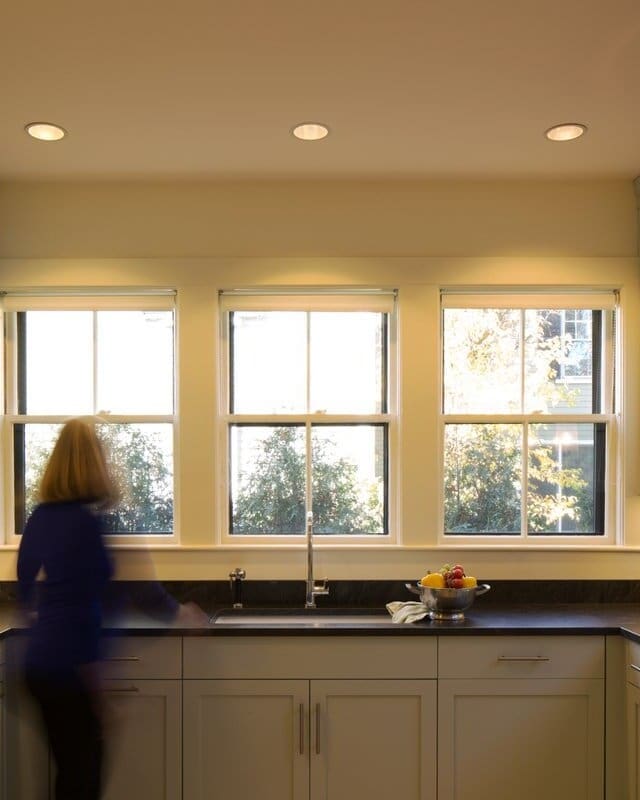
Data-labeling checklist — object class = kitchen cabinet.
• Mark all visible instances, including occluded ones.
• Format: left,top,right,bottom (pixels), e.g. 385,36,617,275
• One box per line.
438,636,605,800
99,637,182,800
0,642,5,800
4,636,50,800
183,679,309,800
183,636,438,800
626,640,640,799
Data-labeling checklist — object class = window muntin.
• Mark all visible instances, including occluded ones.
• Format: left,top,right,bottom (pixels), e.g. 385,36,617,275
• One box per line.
223,296,393,539
6,300,176,538
441,297,616,540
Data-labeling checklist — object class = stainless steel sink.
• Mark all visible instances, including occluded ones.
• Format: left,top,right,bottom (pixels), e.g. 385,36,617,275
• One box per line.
210,609,394,627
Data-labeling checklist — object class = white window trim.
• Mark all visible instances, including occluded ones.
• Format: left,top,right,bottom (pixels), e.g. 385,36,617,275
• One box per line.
217,290,398,545
2,291,178,546
438,289,620,547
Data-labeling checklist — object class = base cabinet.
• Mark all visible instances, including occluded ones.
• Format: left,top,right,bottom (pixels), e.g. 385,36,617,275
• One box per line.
183,677,436,800
625,640,640,800
100,679,181,800
438,636,605,800
627,682,640,799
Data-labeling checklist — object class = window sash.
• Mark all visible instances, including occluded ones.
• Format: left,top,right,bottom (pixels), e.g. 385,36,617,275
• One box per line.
220,292,396,542
3,294,177,542
440,294,617,542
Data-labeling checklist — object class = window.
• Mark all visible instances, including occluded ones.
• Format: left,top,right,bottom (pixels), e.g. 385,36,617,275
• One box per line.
440,291,617,542
3,292,176,539
220,291,395,540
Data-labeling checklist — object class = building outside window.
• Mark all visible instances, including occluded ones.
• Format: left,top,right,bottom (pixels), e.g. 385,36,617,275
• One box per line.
219,290,396,542
440,291,618,543
2,291,176,542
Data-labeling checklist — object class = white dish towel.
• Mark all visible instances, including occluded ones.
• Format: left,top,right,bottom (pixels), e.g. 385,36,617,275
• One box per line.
385,600,429,623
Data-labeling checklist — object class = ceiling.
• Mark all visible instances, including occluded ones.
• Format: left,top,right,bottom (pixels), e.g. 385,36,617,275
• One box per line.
2,0,640,180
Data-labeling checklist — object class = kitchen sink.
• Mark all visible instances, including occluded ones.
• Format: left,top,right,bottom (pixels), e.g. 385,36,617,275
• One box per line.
210,608,394,627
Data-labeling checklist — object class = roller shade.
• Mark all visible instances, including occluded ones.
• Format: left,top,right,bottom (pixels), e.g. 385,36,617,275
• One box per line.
1,289,176,312
219,289,396,313
441,290,617,310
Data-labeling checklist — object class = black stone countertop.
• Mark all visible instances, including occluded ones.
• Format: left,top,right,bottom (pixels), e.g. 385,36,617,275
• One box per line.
4,603,640,641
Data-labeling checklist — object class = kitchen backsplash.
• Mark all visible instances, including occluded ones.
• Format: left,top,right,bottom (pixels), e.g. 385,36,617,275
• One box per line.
2,580,640,615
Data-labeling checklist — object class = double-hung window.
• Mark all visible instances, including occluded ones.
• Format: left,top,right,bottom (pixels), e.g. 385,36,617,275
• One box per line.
220,291,396,541
3,291,176,541
441,291,618,543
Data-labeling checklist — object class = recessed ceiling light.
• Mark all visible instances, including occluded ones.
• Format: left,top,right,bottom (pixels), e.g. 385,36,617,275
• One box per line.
545,123,587,142
25,122,67,141
292,122,329,141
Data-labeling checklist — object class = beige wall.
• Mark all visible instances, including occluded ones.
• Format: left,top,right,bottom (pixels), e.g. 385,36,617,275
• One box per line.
1,178,639,582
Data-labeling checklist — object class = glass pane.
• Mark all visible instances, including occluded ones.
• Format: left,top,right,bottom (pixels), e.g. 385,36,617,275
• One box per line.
524,309,595,414
444,424,521,534
23,311,93,414
528,423,602,535
17,422,174,534
230,425,305,534
20,423,62,526
311,425,386,535
97,311,174,414
231,312,306,413
310,313,386,413
99,424,173,534
443,309,521,413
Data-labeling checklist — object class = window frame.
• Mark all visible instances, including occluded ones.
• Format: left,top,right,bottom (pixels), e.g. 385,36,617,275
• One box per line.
217,290,398,545
1,291,178,545
438,290,619,547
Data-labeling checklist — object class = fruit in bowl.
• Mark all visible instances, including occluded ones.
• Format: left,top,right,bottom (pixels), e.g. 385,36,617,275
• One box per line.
411,563,490,620
420,563,477,590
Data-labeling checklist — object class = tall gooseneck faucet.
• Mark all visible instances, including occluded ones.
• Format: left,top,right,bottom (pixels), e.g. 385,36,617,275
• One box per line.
305,512,329,609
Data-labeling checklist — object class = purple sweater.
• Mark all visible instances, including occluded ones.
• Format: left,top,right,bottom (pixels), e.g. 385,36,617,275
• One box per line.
17,501,113,670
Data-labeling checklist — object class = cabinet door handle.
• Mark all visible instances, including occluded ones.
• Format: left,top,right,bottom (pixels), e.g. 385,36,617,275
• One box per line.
497,656,550,662
630,664,640,673
105,686,140,693
104,656,140,662
299,703,305,755
315,703,321,755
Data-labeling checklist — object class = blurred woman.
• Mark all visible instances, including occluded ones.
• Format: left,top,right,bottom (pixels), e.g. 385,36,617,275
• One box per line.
17,418,120,800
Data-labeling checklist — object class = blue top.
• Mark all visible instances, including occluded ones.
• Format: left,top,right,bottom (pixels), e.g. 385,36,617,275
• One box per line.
17,501,114,671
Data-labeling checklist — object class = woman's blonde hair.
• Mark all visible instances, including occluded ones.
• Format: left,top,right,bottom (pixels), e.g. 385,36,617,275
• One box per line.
38,419,120,508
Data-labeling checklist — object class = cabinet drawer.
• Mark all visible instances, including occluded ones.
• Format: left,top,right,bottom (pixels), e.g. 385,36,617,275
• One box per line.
102,636,181,679
438,635,604,679
184,636,437,679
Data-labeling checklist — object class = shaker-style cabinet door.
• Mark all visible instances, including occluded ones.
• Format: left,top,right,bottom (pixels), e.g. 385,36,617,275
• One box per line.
183,679,310,800
100,679,181,800
438,678,604,800
627,681,640,799
310,679,437,800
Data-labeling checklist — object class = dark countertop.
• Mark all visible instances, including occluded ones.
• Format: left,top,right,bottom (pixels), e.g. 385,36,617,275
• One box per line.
4,603,640,641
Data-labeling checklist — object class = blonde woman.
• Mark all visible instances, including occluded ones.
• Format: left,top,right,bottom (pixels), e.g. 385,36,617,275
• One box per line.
17,418,119,800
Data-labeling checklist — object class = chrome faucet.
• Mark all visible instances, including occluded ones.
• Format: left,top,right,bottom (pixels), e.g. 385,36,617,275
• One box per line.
305,512,329,609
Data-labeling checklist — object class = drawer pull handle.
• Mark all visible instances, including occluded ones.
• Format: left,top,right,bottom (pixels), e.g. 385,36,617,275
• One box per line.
105,686,140,693
497,656,550,662
105,657,141,662
299,703,304,755
315,703,321,755
629,664,640,673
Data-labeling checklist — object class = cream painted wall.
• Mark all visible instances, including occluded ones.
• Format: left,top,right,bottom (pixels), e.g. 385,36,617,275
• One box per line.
1,179,639,582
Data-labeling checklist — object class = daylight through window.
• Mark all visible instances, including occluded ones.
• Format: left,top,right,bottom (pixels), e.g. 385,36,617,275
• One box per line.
220,292,395,538
3,293,176,537
441,292,617,540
